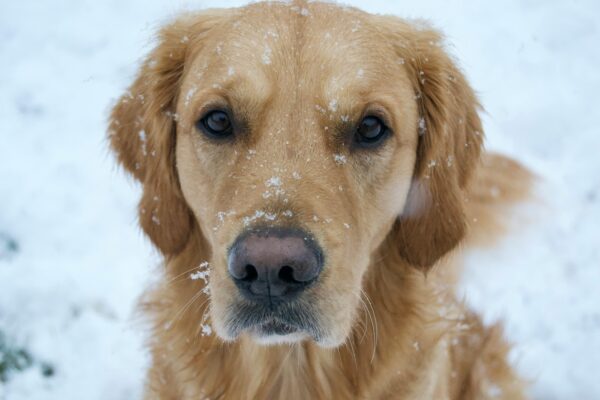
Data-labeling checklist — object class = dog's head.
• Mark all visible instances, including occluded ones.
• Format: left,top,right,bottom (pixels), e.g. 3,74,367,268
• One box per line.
109,2,482,347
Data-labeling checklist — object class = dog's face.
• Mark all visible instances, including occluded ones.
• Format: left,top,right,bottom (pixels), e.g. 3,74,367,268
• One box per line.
176,6,419,346
109,2,483,347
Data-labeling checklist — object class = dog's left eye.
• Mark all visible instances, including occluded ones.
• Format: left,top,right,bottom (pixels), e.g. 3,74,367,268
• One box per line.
355,116,389,147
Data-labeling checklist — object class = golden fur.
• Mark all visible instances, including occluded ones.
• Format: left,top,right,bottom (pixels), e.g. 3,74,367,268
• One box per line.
108,1,530,398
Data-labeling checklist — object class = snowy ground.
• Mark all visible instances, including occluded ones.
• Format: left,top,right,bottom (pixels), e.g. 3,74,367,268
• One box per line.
1,0,598,399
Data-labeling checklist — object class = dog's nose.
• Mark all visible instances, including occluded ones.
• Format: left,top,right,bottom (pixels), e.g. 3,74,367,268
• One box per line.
228,228,323,305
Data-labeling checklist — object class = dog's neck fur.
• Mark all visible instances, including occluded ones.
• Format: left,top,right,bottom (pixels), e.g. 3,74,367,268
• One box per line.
142,231,465,399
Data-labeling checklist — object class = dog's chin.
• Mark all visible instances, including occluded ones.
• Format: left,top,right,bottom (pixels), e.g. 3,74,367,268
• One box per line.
251,332,310,345
212,297,351,348
249,329,348,348
245,319,309,345
216,319,349,349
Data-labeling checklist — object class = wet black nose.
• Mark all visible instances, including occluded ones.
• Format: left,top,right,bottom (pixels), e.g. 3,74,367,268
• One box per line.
228,227,324,306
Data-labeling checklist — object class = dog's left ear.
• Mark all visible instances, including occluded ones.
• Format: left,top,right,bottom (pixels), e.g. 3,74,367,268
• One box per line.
382,18,484,270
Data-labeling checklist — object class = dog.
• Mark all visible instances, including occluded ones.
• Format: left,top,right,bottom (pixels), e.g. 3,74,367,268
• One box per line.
108,1,530,398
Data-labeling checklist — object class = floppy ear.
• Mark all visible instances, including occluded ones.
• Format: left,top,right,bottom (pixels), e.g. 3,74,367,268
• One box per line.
108,13,225,256
384,19,484,269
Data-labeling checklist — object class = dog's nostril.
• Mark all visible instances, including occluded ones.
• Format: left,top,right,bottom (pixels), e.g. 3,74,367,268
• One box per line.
278,265,297,284
243,264,258,282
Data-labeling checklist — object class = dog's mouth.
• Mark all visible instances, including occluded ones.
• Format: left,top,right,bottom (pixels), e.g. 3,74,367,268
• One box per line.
225,299,321,343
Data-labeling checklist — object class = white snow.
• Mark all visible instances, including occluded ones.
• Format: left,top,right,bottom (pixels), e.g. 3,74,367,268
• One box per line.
265,176,282,187
246,148,257,159
264,212,277,221
200,323,213,336
328,99,338,112
184,86,197,106
1,0,599,399
138,129,147,156
262,45,272,65
333,154,347,165
190,262,210,284
315,104,327,114
190,270,209,282
418,117,426,135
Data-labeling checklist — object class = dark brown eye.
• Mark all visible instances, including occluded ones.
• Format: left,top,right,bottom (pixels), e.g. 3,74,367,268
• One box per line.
356,116,388,146
197,110,233,138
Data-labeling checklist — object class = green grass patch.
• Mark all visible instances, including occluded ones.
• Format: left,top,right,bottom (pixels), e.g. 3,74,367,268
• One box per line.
0,331,54,383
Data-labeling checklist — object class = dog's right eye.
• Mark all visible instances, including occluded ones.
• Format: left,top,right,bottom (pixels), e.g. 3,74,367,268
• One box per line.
196,110,233,139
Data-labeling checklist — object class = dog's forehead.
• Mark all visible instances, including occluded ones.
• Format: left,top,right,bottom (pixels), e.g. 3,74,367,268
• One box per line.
185,2,398,101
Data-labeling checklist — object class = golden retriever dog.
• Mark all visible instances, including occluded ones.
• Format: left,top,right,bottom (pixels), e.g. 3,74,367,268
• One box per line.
108,1,531,398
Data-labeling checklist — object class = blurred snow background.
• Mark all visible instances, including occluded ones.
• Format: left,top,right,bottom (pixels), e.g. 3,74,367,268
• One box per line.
0,0,598,399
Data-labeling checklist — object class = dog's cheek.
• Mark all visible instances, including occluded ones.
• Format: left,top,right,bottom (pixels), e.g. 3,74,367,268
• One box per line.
379,146,417,217
207,275,237,341
176,134,216,232
315,254,368,347
316,287,363,348
360,146,417,254
209,308,232,341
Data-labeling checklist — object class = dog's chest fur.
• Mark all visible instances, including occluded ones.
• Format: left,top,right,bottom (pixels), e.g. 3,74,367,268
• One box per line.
141,260,509,400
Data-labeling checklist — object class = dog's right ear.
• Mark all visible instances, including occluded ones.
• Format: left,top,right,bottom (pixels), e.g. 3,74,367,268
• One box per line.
108,12,227,256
